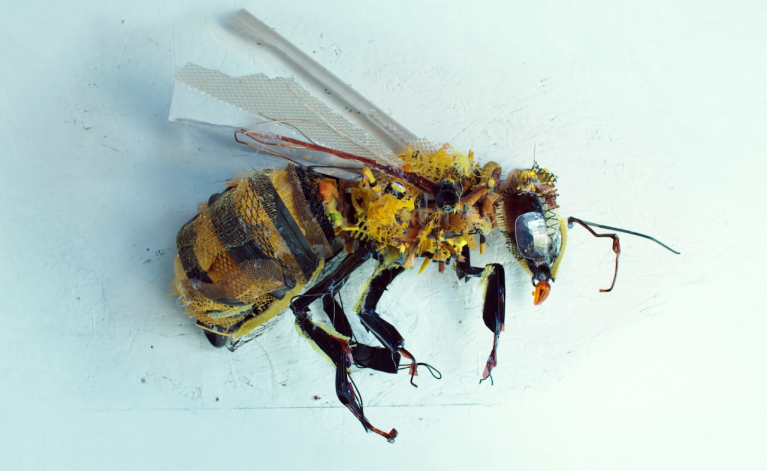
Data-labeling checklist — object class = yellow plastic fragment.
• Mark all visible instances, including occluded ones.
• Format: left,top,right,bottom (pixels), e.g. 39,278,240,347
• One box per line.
361,167,380,192
418,257,431,274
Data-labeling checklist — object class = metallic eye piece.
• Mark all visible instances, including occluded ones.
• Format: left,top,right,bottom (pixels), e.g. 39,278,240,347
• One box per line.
514,212,550,263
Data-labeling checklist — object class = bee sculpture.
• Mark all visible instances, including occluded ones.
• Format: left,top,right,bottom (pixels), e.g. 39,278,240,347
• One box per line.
171,11,678,442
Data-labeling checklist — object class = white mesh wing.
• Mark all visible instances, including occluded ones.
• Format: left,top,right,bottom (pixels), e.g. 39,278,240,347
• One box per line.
174,63,403,168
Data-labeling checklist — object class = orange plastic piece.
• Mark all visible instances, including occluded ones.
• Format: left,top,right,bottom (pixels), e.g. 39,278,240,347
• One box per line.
533,280,551,305
319,181,338,201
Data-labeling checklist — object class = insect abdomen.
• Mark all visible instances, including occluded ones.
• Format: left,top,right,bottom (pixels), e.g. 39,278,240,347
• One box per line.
172,165,335,329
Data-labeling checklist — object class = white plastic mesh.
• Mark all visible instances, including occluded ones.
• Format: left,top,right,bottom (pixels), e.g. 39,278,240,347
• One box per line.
175,63,403,168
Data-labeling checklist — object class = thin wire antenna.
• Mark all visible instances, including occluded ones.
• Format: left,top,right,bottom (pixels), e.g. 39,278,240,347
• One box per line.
570,218,680,255
568,217,621,292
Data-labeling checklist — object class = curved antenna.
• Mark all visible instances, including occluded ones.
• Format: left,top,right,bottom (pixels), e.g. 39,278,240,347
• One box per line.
569,218,680,255
567,217,679,293
568,217,621,292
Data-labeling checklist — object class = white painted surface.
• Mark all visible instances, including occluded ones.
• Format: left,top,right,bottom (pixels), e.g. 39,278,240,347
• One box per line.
1,1,765,469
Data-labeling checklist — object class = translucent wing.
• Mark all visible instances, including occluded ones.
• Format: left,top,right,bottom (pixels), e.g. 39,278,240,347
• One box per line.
174,63,404,170
227,10,418,156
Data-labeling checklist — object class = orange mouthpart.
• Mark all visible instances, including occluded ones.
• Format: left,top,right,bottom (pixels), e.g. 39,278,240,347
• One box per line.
533,280,551,305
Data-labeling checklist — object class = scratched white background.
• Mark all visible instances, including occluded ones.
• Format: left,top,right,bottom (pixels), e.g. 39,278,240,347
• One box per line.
1,0,765,469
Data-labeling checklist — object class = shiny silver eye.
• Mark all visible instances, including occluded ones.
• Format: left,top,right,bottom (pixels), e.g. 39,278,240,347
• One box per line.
514,212,560,266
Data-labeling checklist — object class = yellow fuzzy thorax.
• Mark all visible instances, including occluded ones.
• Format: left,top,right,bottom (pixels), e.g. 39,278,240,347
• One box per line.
398,143,475,182
364,194,415,245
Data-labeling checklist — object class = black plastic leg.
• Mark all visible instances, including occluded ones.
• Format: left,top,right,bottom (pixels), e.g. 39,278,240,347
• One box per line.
295,315,397,442
456,245,484,281
290,251,368,315
480,264,505,383
359,267,406,352
197,320,231,348
351,344,400,373
292,251,401,373
316,274,402,373
358,266,434,386
203,329,229,348
289,252,400,442
322,294,353,338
